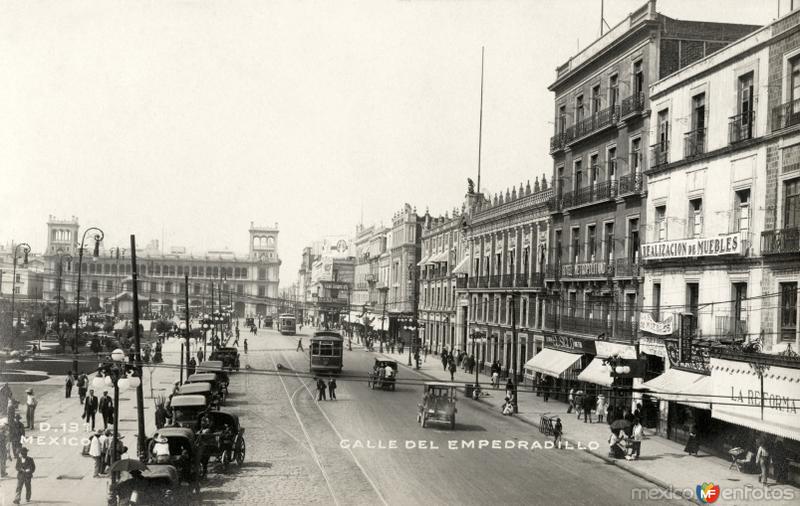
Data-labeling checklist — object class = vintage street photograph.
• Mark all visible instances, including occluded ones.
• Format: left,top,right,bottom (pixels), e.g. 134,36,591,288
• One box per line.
0,0,798,504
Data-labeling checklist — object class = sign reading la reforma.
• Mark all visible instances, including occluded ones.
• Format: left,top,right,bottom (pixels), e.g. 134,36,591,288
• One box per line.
640,232,743,260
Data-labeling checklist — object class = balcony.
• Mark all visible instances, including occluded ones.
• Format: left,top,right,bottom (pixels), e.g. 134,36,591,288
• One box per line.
515,274,529,288
564,106,619,145
546,313,638,342
550,132,567,153
613,258,640,278
456,277,467,289
715,316,747,341
468,277,479,288
561,314,611,336
501,275,514,288
620,92,645,118
544,263,560,279
617,172,642,195
561,179,617,209
684,128,707,159
478,276,489,288
729,111,755,144
772,98,800,131
489,275,501,287
530,272,545,287
560,261,611,279
650,142,669,168
761,228,800,255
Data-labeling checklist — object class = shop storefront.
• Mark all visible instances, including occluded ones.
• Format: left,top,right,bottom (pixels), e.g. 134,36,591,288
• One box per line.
524,333,594,401
642,366,714,441
576,341,639,419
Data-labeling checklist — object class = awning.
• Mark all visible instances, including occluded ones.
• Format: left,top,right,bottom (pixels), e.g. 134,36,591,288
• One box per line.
430,251,448,263
642,368,713,410
523,348,582,379
577,358,614,387
416,255,430,267
452,256,470,275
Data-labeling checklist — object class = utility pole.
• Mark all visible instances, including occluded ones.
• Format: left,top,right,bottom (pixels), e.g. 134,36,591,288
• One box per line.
129,235,146,459
510,293,519,413
184,274,191,379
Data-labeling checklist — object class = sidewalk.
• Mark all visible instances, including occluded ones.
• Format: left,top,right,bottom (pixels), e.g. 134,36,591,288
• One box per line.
372,346,798,506
1,339,184,504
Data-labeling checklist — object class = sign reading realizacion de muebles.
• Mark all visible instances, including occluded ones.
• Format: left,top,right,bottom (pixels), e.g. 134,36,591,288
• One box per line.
639,232,743,260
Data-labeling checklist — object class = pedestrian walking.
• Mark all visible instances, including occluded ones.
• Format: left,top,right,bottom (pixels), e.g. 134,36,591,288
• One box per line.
154,402,167,430
441,349,449,371
316,378,327,401
756,437,771,485
187,358,197,378
596,394,607,424
244,338,248,354
467,354,475,375
233,334,239,348
25,389,37,430
98,430,109,474
77,373,88,404
582,393,594,424
13,447,35,504
328,378,337,400
0,421,8,477
491,370,499,389
567,388,575,413
99,391,114,429
542,377,550,403
448,359,457,381
553,418,563,447
196,348,204,364
83,390,99,430
575,390,584,420
10,414,24,458
89,430,103,477
684,425,700,456
296,338,304,352
65,372,74,398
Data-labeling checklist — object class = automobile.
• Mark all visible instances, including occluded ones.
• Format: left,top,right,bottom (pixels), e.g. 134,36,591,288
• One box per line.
417,382,458,429
209,347,240,372
196,410,246,474
263,316,274,328
245,317,255,328
176,382,219,410
367,359,398,391
197,360,230,392
144,427,201,488
110,465,190,505
169,395,211,431
186,372,226,402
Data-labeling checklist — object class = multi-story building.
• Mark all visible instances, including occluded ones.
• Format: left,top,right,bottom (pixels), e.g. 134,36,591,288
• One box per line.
463,179,552,376
417,208,466,355
41,217,281,318
305,236,355,325
542,0,758,399
386,204,423,345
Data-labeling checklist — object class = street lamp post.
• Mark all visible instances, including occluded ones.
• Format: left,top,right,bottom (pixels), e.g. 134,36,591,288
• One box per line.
379,286,388,354
470,328,485,399
55,250,73,348
8,243,31,350
74,227,104,373
93,348,140,498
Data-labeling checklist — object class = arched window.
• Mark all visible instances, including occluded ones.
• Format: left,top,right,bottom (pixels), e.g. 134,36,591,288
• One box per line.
267,237,275,246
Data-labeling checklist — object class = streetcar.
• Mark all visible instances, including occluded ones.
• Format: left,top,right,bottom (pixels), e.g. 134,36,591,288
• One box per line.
309,331,343,374
277,314,296,335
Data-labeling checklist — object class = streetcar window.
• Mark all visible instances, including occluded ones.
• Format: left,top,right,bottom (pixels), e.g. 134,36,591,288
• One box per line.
320,343,333,356
311,343,320,355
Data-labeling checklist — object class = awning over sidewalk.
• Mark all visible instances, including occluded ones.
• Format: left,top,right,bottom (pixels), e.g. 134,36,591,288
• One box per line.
430,251,448,263
577,358,613,387
524,348,582,379
452,256,470,275
642,368,713,410
416,255,430,267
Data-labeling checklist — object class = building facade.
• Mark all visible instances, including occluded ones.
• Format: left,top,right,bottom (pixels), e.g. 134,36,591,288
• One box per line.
386,204,422,345
41,217,281,318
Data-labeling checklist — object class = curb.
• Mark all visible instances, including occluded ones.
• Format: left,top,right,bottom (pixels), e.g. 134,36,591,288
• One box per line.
370,347,698,505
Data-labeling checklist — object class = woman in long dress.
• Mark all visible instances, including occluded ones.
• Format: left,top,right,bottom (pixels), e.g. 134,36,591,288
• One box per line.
684,425,700,456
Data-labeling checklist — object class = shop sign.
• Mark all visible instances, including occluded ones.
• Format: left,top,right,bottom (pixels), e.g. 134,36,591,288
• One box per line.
544,334,596,354
595,341,637,359
640,232,743,260
639,336,668,359
711,357,800,439
560,262,608,277
639,312,674,335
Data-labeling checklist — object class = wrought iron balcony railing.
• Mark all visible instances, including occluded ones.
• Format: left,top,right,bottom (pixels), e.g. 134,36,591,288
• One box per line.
617,172,642,195
489,275,501,287
468,277,478,288
560,179,617,209
729,110,755,143
613,258,640,277
456,277,468,289
515,274,529,288
684,128,707,158
620,92,645,117
550,132,567,152
761,228,800,255
772,98,800,131
650,142,669,168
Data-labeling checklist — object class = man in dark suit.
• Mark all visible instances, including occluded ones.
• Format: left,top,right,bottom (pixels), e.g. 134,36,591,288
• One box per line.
13,447,35,504
84,390,99,430
98,392,113,429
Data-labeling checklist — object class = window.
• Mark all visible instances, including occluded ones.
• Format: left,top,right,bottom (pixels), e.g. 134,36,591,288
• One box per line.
657,109,669,150
571,227,580,264
194,284,200,294
732,282,747,325
628,218,639,262
633,60,644,96
568,292,577,317
589,154,599,186
655,205,667,241
791,56,800,108
557,166,565,197
576,95,585,123
734,189,750,232
591,84,601,113
587,225,596,261
150,282,157,292
258,285,266,297
555,230,563,263
508,249,515,274
522,246,529,274
609,74,619,109
574,160,582,192
165,282,173,293
785,178,800,228
258,268,266,281
604,223,615,261
691,93,706,132
177,266,183,276
106,280,113,291
689,198,703,237
237,284,244,295
780,282,798,341
737,72,754,138
652,283,661,321
607,147,617,181
631,138,641,172
558,105,567,133
686,283,700,316
91,280,98,291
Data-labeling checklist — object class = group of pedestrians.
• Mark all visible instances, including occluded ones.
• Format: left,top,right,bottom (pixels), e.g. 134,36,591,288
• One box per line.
315,378,337,401
86,428,126,478
440,348,459,381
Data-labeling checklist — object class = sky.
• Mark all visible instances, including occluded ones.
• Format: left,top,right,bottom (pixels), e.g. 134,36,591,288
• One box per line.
0,0,776,287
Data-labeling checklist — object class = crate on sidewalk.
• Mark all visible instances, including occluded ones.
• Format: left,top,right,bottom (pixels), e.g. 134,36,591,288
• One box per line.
540,415,557,436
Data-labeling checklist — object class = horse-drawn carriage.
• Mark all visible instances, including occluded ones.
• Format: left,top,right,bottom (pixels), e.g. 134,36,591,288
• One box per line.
417,382,457,429
209,348,240,372
367,359,398,391
195,410,246,474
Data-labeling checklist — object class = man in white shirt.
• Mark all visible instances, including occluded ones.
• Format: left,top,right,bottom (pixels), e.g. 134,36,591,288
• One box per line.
628,419,644,460
24,390,37,431
89,430,103,477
